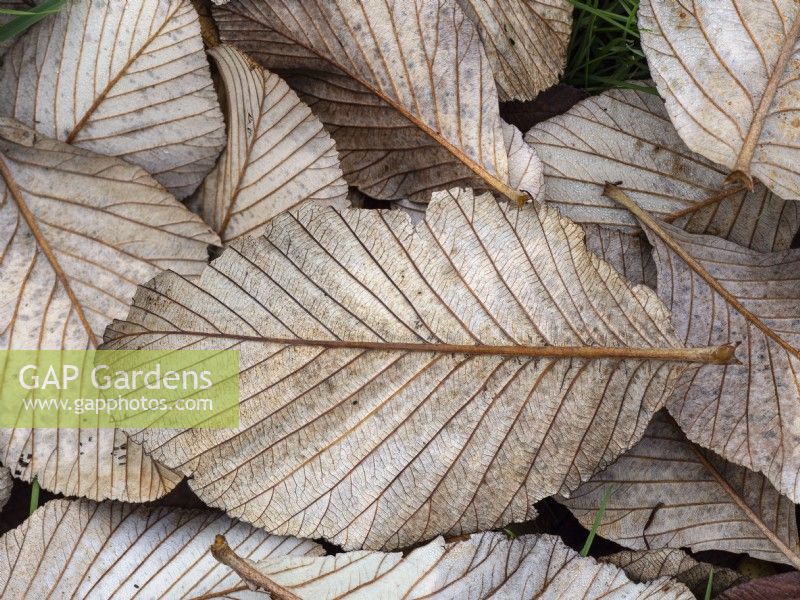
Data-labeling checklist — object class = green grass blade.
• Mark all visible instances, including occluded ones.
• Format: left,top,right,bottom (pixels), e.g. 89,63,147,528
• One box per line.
29,476,40,515
704,568,714,600
579,486,614,557
0,0,65,45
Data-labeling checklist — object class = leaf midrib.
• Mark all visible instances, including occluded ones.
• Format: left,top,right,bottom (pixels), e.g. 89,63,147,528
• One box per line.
104,328,734,364
0,154,98,346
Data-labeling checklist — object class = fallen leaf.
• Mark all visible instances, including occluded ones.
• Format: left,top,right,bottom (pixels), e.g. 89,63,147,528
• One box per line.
213,0,537,203
0,118,219,501
0,498,322,599
103,188,732,550
718,572,800,600
562,412,800,567
583,224,657,289
607,186,800,507
639,0,800,200
526,88,799,252
0,0,226,198
602,548,745,598
455,0,572,101
198,44,348,244
212,531,694,599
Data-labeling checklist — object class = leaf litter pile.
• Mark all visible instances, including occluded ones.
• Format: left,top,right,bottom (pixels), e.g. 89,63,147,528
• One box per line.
0,0,799,598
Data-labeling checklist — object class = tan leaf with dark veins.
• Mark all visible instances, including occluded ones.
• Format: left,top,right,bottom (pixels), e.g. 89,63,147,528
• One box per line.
562,411,800,567
0,499,322,599
198,44,348,244
606,185,800,512
104,188,733,550
0,0,226,198
639,0,800,200
455,0,572,101
526,88,799,251
211,531,694,599
213,0,539,203
0,118,219,501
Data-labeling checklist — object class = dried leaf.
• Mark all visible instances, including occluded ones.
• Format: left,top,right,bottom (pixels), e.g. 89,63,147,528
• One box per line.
718,572,800,600
0,498,322,599
563,412,800,567
0,0,226,198
455,0,572,101
613,192,800,505
103,188,733,550
199,44,348,243
639,0,800,200
213,0,537,203
526,88,799,251
0,118,219,501
602,549,745,598
213,531,694,599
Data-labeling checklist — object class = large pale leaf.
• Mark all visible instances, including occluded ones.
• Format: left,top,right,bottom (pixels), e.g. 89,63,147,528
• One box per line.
639,0,800,200
0,118,219,501
0,498,322,599
0,0,226,198
607,186,800,504
602,549,744,598
213,0,538,203
212,531,694,599
455,0,572,101
103,188,733,550
199,44,348,243
525,88,799,251
562,412,800,567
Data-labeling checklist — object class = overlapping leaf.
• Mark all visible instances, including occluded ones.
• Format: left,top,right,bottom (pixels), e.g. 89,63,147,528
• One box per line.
636,213,800,506
582,225,657,288
198,45,348,244
101,187,733,550
0,0,225,198
0,118,219,501
0,467,11,511
0,499,322,599
526,88,799,251
455,0,572,101
563,411,800,566
213,0,539,202
212,531,693,599
602,549,744,598
719,573,800,600
639,0,800,200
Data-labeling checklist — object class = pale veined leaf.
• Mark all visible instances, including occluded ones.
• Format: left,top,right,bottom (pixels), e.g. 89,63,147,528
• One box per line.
213,0,540,203
198,44,348,244
0,498,322,599
606,185,800,514
211,531,694,599
525,88,799,252
601,549,745,599
562,411,800,568
639,0,800,200
0,118,220,501
455,0,572,101
104,188,734,550
0,0,226,198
